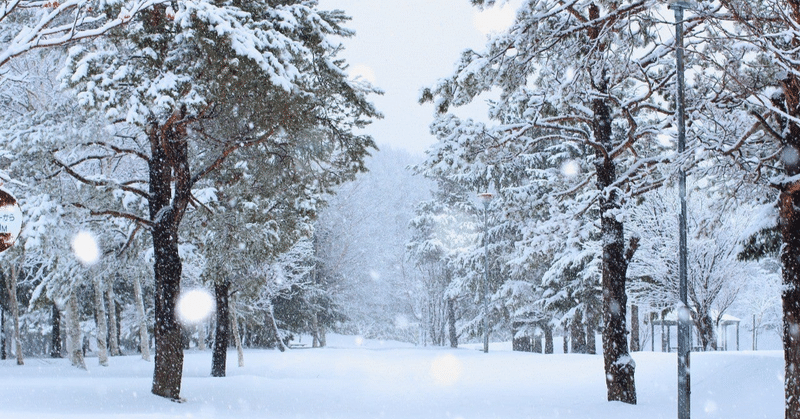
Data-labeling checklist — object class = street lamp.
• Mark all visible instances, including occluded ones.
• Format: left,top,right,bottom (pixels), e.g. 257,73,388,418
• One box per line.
478,192,493,354
669,2,692,418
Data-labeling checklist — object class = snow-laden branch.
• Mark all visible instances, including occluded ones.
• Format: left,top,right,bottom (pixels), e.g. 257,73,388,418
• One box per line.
0,0,169,69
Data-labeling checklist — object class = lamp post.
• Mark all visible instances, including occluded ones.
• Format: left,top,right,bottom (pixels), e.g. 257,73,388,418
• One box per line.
669,2,692,418
478,192,493,354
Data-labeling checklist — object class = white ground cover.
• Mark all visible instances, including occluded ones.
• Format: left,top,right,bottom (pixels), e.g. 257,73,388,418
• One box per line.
0,334,783,419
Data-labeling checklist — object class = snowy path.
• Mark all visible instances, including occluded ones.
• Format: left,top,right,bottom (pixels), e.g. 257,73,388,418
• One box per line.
0,336,783,418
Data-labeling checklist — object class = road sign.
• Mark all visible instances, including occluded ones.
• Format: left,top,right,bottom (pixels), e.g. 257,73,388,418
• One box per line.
0,188,22,253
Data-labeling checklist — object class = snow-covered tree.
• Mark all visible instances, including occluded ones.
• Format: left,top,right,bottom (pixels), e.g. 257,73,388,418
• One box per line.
628,187,761,350
314,148,433,343
407,176,479,347
686,2,800,415
419,0,691,402
48,0,379,400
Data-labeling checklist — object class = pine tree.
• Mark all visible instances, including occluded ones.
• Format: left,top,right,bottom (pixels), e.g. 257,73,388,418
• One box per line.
693,1,800,415
55,0,378,400
420,1,684,403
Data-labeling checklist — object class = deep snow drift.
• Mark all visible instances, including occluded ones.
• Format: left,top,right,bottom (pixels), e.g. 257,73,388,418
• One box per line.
0,334,783,419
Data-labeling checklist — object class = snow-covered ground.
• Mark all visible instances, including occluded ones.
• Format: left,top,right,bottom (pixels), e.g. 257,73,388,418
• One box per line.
0,334,783,419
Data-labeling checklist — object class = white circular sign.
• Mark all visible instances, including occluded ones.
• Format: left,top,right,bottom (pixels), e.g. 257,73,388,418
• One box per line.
0,189,22,252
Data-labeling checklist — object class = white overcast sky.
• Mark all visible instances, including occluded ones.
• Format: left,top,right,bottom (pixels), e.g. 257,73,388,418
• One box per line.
317,0,519,155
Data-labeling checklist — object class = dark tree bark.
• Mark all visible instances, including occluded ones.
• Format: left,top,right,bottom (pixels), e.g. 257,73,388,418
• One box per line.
447,298,458,348
51,304,62,358
570,313,586,354
532,334,543,353
778,75,800,419
1,309,6,360
586,323,596,355
630,304,640,352
593,72,636,405
512,322,532,352
543,324,554,354
780,171,800,419
581,2,636,403
563,331,569,354
211,280,230,378
149,114,192,401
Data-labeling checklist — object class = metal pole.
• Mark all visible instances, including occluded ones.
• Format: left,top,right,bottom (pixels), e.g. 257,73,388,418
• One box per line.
482,199,490,354
670,2,691,418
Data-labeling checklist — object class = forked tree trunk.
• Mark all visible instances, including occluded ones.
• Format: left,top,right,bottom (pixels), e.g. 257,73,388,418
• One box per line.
132,275,150,361
106,280,120,356
67,291,86,370
211,280,229,377
51,304,62,358
93,277,109,366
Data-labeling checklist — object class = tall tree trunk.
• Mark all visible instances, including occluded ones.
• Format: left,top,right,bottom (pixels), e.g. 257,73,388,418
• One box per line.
778,76,800,417
593,71,636,404
67,291,86,370
106,280,120,356
447,298,458,348
544,324,554,354
5,264,23,365
211,280,229,377
1,308,6,360
93,277,109,366
51,304,62,358
149,114,192,400
630,304,640,352
132,275,150,361
151,224,184,399
563,329,569,354
230,295,244,365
